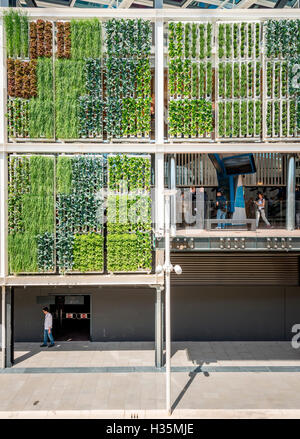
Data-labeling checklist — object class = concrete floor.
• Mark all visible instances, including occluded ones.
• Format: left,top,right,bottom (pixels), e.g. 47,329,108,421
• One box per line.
1,342,300,418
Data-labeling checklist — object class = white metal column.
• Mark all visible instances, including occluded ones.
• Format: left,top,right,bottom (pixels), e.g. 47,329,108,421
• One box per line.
287,155,296,231
1,286,5,369
155,16,165,236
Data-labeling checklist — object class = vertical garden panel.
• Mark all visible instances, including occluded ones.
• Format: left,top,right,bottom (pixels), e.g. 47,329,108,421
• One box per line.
56,155,104,273
4,13,55,141
107,155,152,273
264,19,300,140
8,155,55,274
168,21,213,141
216,21,262,141
104,19,152,140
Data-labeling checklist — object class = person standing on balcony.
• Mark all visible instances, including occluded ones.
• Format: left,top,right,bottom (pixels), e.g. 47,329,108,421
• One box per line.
216,190,227,229
255,192,271,229
40,307,55,348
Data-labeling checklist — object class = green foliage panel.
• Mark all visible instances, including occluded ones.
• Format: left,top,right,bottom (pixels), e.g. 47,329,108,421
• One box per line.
70,19,102,60
107,233,151,273
55,59,85,139
4,9,29,58
169,99,213,138
107,155,152,273
73,233,104,272
56,155,104,273
8,156,55,274
29,58,54,139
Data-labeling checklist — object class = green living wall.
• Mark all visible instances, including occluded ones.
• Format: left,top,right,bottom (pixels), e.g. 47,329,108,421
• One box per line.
105,19,152,139
265,19,300,138
168,22,213,139
107,155,152,272
56,155,104,272
8,155,55,273
5,11,55,139
5,13,151,141
217,22,262,139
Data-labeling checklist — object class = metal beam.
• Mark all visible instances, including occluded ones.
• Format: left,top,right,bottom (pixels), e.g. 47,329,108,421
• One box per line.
5,274,163,286
1,7,299,19
4,143,300,154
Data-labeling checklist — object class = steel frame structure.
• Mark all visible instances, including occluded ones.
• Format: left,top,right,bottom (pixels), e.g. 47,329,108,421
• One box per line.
0,8,300,372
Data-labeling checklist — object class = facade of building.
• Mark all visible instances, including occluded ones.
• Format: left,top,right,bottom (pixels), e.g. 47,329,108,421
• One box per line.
0,8,300,368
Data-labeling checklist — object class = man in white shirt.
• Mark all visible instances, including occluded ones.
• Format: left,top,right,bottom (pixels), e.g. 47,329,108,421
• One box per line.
40,307,55,348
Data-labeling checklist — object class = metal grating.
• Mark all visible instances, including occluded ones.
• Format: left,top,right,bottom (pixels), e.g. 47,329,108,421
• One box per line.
171,253,299,285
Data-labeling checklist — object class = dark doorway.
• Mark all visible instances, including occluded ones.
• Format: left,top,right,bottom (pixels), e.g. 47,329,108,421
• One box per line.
50,295,90,341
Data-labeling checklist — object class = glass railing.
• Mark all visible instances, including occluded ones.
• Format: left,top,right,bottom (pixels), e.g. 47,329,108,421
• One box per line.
175,198,289,232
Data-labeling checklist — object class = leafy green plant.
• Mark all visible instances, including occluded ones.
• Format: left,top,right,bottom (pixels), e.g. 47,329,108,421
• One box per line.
29,58,54,139
71,19,102,60
218,63,225,98
241,63,247,98
256,62,261,97
191,63,198,98
175,22,184,58
206,62,212,97
8,155,55,274
267,102,272,136
225,63,232,99
55,59,85,139
199,24,205,60
207,23,212,58
225,24,232,59
233,102,240,137
199,63,205,98
73,233,104,272
218,24,225,59
248,62,253,97
248,101,254,136
233,63,240,98
183,59,191,97
241,101,247,137
184,23,190,58
240,23,246,58
192,23,197,59
233,23,239,58
289,101,296,135
255,23,260,59
4,9,29,58
282,101,287,137
169,22,176,58
218,102,225,137
248,23,253,58
225,102,232,137
255,101,261,136
274,101,280,136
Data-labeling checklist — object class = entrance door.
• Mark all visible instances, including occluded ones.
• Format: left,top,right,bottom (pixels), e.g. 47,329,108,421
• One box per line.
50,295,90,341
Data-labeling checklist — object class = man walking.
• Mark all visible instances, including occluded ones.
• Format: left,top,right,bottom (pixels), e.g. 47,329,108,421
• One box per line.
40,307,55,348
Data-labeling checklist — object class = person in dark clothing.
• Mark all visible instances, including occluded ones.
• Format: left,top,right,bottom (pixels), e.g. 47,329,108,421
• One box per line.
216,190,227,229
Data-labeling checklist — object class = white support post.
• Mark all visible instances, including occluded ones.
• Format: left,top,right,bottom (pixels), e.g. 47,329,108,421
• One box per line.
155,16,165,236
1,286,5,369
164,194,171,416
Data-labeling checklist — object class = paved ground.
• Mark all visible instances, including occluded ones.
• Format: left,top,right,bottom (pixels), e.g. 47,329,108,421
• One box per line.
1,342,300,418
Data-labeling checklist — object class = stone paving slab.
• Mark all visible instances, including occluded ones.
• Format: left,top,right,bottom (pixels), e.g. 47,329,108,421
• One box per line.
10,341,300,368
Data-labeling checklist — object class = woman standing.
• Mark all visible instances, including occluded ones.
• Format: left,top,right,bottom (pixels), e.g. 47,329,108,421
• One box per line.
255,192,271,228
